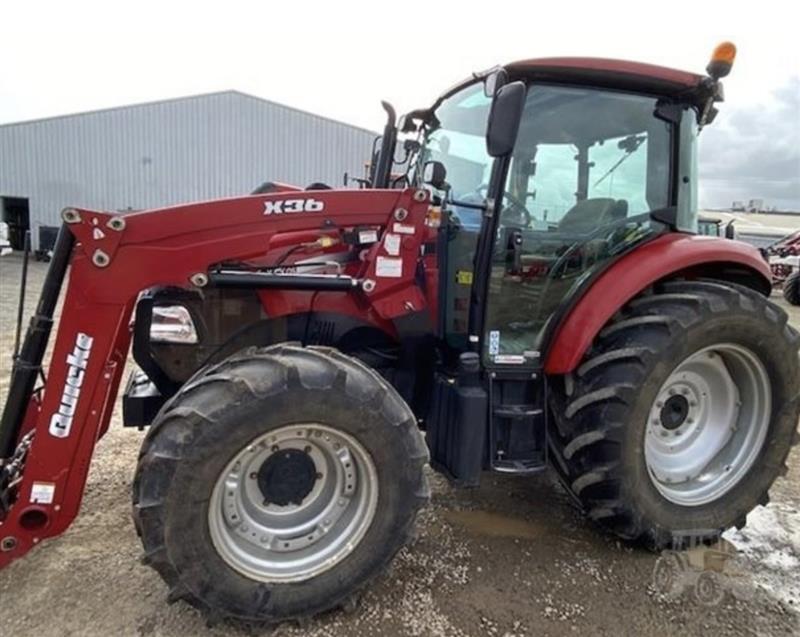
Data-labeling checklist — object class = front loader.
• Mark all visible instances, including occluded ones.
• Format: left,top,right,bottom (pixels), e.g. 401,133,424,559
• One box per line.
1,43,798,625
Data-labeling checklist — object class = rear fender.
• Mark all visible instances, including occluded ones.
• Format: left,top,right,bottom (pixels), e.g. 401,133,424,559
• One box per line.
543,233,772,374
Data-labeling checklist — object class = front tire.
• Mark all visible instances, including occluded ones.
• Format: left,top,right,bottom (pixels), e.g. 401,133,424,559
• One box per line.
549,280,800,549
133,344,429,625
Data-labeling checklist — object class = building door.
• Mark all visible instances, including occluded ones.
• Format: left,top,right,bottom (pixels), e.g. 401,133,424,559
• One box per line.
0,197,30,250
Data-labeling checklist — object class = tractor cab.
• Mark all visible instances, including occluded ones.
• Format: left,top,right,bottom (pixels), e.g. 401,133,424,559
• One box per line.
415,61,706,363
408,55,725,481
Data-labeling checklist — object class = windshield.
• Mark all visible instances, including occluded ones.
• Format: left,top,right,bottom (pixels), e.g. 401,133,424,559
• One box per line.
418,82,492,203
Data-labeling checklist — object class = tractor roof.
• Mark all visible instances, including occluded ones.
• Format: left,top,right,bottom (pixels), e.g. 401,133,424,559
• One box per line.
506,57,705,97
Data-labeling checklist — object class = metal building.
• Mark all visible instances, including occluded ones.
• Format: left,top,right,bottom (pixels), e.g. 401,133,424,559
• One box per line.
0,91,376,251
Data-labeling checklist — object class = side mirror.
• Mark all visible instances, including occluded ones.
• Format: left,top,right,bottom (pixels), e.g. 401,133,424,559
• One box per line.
423,160,448,190
484,68,508,98
486,81,526,158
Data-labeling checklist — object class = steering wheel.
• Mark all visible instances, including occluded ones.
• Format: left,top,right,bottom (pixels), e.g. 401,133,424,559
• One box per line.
548,211,650,279
475,185,532,227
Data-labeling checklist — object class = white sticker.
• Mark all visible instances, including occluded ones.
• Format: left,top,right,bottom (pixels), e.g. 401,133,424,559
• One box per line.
375,256,403,278
494,354,526,365
393,223,416,235
383,233,401,256
488,330,500,356
358,229,378,244
31,482,56,504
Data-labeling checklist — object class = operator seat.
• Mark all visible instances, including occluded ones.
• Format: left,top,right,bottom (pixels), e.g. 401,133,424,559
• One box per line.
558,198,628,233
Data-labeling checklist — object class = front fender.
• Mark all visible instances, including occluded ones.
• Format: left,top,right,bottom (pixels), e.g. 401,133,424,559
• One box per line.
543,233,772,374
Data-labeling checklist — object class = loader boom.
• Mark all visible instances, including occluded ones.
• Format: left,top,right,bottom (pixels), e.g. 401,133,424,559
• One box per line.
0,187,432,567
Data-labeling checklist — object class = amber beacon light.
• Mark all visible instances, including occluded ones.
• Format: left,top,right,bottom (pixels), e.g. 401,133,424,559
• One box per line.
706,41,737,79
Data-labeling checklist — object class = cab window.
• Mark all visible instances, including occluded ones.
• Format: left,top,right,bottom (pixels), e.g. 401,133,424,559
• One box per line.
483,84,673,365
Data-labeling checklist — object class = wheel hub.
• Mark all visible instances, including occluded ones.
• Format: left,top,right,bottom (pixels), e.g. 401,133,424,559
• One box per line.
258,448,318,506
208,424,379,583
660,395,690,430
644,344,771,507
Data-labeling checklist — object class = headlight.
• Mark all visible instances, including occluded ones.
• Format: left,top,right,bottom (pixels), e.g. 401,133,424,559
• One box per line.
149,306,199,344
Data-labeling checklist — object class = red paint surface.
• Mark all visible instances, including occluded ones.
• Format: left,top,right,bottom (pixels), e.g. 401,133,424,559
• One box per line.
508,57,704,90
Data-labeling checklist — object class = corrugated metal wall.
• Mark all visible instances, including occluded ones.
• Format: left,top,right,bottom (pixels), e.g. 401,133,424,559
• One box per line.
0,92,376,248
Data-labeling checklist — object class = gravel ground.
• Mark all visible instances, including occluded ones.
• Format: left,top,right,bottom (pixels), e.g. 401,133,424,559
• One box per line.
0,254,798,637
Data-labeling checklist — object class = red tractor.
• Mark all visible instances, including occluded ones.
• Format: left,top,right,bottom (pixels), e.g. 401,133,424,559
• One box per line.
1,44,798,626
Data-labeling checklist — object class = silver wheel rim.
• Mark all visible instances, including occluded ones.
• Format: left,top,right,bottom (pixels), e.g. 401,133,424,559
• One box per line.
208,424,378,583
644,343,771,506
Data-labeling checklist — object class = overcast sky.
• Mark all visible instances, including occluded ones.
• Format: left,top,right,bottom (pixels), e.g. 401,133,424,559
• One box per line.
1,1,798,210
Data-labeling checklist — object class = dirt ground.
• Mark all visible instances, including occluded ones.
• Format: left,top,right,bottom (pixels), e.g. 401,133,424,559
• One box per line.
0,254,798,637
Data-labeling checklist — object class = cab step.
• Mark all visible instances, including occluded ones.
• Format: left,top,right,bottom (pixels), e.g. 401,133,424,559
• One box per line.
493,404,542,419
492,454,546,474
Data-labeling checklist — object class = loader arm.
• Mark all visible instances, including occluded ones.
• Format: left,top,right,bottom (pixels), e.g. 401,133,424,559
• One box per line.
0,187,432,567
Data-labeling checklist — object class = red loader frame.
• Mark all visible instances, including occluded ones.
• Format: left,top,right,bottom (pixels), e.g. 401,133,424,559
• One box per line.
0,187,433,567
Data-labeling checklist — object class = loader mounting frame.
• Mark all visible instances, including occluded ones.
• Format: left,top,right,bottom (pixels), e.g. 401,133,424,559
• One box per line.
0,188,431,567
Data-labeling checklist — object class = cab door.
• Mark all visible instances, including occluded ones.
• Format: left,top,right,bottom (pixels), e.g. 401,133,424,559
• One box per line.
481,84,674,366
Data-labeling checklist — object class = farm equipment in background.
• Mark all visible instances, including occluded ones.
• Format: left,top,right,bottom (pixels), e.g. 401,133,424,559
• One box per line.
1,43,799,626
698,215,736,240
34,226,59,262
0,222,11,256
763,230,800,305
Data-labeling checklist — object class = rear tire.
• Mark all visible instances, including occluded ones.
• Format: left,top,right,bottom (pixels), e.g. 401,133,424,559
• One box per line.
784,270,800,306
548,280,800,549
133,344,429,625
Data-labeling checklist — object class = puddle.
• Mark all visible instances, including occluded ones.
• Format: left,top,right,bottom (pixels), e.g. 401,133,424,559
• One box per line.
444,509,546,540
